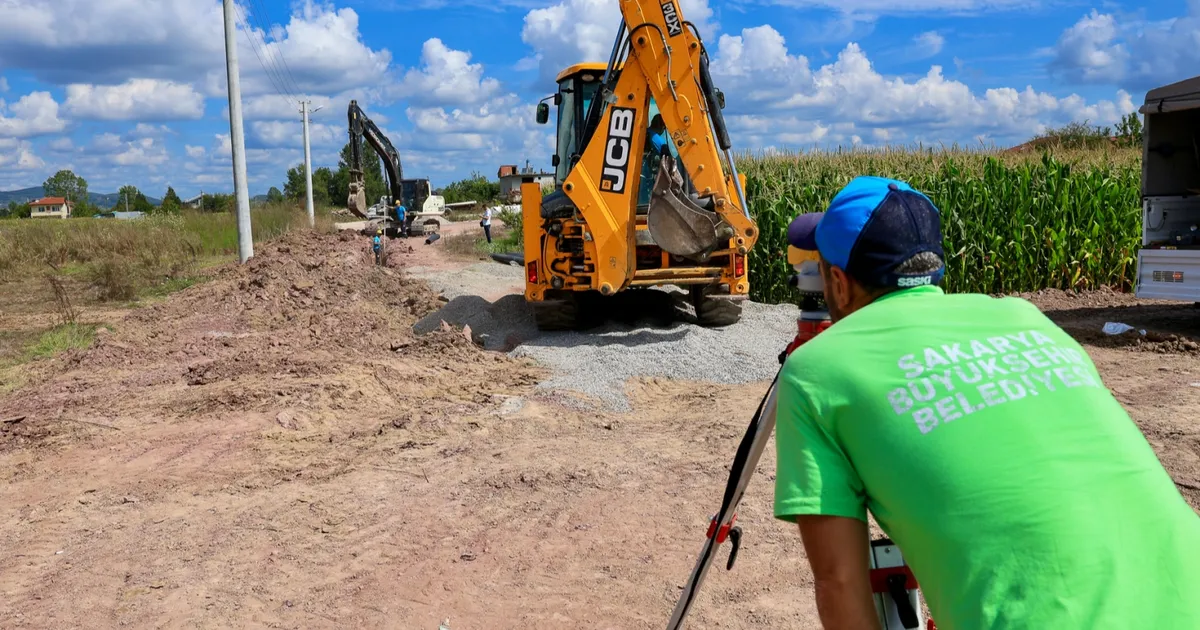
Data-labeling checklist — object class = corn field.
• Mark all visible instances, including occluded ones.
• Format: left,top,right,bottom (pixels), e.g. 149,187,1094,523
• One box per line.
739,146,1142,304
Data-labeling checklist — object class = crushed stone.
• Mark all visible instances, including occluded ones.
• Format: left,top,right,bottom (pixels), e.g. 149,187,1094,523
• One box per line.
415,285,799,412
507,301,797,412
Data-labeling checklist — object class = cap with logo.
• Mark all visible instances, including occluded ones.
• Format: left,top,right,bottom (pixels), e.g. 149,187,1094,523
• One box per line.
786,175,945,288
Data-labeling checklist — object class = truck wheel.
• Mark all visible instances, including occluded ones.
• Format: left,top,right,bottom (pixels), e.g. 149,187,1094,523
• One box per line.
692,287,742,327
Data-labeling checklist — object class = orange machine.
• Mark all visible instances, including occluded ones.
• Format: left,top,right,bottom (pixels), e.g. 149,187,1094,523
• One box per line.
516,0,758,329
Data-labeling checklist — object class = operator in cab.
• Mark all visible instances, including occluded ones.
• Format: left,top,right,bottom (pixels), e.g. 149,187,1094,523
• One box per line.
647,114,670,158
774,176,1200,629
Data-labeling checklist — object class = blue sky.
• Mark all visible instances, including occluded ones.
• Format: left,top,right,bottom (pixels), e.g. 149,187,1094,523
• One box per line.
0,0,1191,199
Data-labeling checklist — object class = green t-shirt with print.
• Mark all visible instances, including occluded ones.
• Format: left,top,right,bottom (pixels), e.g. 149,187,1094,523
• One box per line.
774,285,1200,630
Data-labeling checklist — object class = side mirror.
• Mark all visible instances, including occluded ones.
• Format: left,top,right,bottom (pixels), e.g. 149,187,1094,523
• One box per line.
715,89,726,110
551,154,560,167
536,102,550,125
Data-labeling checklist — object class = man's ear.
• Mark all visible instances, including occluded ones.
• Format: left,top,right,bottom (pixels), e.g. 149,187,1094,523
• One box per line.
826,264,855,312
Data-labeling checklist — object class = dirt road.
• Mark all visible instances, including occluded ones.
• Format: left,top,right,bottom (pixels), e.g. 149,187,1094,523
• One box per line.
1,224,1197,629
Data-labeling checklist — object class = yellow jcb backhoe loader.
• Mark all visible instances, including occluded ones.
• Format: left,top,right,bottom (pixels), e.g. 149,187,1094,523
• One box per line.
512,0,758,330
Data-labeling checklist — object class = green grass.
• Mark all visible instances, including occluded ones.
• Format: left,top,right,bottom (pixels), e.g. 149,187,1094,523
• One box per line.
739,145,1143,304
24,323,99,361
0,202,333,302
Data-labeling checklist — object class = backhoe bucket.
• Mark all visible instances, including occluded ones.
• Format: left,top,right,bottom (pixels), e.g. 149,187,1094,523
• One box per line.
347,178,367,219
647,154,732,261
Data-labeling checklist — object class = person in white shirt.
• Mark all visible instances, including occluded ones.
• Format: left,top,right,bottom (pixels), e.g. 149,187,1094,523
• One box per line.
481,206,493,243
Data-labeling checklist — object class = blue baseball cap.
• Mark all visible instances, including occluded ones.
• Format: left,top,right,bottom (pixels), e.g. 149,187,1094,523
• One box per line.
787,176,945,287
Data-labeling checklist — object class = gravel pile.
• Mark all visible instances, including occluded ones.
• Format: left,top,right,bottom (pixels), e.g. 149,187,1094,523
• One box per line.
413,294,539,352
508,300,797,411
415,282,799,411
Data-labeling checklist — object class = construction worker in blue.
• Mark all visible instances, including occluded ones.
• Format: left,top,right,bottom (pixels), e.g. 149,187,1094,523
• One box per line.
394,200,407,236
372,228,383,265
647,114,669,157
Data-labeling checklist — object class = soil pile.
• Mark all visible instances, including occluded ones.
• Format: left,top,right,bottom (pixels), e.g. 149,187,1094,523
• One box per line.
0,229,540,451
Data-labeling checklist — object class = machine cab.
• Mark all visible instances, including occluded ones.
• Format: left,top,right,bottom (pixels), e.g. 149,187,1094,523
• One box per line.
537,63,689,209
398,178,431,212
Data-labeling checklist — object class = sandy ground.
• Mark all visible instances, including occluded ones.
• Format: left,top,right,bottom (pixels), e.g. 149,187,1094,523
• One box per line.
1,223,1197,630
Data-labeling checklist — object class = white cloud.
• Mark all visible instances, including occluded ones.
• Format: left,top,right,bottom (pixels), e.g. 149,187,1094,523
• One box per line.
1050,10,1128,84
746,0,1035,13
112,138,170,167
0,0,226,85
250,119,341,148
1051,4,1200,91
0,0,392,103
90,133,124,153
185,145,207,159
397,38,501,107
520,0,716,84
706,27,1135,150
64,79,205,121
0,91,67,138
214,0,393,98
48,137,75,152
911,31,946,58
129,123,174,138
710,25,814,114
0,138,43,170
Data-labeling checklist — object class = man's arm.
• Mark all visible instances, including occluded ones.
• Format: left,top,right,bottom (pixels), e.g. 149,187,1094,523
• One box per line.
797,514,881,630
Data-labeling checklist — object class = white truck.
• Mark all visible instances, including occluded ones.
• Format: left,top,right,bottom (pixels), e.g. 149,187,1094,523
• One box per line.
1137,76,1200,301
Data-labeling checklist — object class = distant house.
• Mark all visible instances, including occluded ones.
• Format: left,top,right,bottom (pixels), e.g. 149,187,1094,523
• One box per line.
182,192,204,209
498,161,554,201
93,211,146,220
29,197,74,219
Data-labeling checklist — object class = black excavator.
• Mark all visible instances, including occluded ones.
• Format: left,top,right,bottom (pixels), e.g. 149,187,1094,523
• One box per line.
346,99,444,237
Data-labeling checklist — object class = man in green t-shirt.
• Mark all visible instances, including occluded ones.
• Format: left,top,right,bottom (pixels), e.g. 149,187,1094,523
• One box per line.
776,175,1200,629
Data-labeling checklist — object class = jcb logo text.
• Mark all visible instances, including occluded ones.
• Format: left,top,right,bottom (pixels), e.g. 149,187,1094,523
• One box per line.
601,107,635,194
660,1,683,37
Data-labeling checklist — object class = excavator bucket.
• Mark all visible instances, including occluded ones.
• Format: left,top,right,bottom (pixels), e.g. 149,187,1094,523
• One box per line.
347,178,368,219
647,154,733,261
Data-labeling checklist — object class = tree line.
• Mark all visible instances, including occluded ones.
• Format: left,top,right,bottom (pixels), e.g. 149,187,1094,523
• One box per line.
1,169,197,219
3,139,513,220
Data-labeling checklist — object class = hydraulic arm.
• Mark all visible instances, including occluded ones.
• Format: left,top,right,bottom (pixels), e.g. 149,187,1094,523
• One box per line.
519,0,758,330
347,99,421,220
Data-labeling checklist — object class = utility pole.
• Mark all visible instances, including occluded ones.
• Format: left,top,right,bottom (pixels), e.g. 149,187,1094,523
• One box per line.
300,101,323,228
222,0,253,263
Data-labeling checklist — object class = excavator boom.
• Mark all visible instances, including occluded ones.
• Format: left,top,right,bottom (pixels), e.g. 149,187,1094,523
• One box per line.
346,100,430,222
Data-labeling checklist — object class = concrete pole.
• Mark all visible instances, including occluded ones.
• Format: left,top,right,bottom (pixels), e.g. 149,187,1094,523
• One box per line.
301,101,315,228
223,0,254,263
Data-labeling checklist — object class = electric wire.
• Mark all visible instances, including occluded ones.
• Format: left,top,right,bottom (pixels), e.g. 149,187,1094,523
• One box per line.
232,1,298,106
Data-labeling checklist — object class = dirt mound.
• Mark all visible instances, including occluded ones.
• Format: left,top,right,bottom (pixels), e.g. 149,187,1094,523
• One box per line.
1009,287,1200,353
1062,327,1200,356
0,229,538,451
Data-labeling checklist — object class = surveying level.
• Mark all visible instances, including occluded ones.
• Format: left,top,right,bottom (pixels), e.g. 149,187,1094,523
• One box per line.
666,246,932,630
870,538,928,629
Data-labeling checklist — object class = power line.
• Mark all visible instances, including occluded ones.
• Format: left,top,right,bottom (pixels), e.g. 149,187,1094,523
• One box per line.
240,0,299,100
235,1,295,104
248,0,305,99
232,1,296,105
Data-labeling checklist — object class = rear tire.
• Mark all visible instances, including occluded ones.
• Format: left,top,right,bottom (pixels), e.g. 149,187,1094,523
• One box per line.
691,287,742,327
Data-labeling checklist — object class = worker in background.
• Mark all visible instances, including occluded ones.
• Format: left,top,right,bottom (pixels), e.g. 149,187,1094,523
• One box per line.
372,228,383,265
394,200,407,235
480,205,492,244
775,176,1200,629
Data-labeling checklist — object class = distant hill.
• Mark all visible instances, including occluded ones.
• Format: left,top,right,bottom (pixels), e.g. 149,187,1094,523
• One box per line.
0,186,162,208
